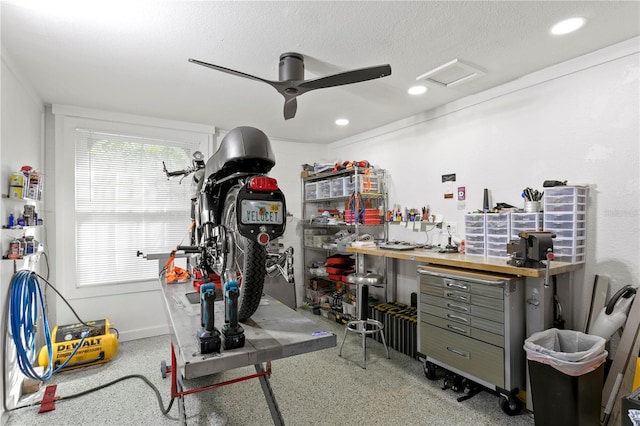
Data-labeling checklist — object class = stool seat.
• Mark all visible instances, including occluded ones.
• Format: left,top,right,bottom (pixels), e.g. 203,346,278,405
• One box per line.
338,318,389,369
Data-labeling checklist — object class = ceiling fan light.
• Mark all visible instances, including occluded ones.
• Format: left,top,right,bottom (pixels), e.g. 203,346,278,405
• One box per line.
335,119,349,126
408,85,427,95
551,17,585,35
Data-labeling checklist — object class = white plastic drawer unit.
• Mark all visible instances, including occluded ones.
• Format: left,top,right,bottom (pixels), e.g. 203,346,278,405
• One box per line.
543,186,588,264
464,214,487,256
417,265,525,397
510,212,543,240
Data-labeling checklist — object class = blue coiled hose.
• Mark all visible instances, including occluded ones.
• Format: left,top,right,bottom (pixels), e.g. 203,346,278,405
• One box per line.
9,270,87,381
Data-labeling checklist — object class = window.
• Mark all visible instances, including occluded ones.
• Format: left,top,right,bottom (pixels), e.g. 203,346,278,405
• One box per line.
74,129,199,287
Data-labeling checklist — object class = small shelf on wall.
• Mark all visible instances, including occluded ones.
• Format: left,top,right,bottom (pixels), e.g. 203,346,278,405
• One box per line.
2,225,44,231
2,196,42,204
389,220,442,232
2,253,41,261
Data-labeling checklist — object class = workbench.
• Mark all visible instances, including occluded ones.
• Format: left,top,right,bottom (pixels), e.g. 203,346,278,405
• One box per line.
347,246,580,334
158,280,336,425
347,246,582,411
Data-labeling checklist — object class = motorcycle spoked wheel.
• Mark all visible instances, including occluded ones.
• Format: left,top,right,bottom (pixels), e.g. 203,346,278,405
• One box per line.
222,186,267,322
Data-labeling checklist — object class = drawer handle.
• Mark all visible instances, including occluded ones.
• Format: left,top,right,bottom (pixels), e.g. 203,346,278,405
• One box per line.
445,280,468,291
446,346,470,359
445,292,468,301
446,303,469,312
419,269,506,286
446,313,468,323
447,324,469,335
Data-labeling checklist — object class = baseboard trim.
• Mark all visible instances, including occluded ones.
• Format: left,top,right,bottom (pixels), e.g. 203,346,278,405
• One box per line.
117,324,170,343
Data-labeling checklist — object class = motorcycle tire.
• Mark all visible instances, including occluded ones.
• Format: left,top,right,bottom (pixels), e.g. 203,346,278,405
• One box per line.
222,186,267,322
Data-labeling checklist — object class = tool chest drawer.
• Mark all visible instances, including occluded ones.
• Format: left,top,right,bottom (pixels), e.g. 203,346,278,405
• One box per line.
417,265,524,393
419,273,505,300
421,312,504,347
421,322,505,388
420,295,504,324
420,302,504,335
419,284,504,312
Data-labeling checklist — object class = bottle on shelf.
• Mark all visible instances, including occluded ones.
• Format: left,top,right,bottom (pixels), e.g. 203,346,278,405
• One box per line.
9,171,24,199
8,239,21,259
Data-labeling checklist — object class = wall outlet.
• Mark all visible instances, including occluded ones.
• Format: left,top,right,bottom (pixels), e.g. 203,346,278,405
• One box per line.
443,222,458,235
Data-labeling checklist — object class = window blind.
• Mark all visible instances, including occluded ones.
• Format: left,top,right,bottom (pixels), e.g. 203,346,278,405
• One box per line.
75,129,199,287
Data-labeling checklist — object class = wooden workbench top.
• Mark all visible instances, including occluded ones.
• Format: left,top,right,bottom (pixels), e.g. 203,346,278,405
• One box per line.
346,246,580,278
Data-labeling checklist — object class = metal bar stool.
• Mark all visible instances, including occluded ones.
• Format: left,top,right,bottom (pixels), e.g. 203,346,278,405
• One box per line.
338,273,389,369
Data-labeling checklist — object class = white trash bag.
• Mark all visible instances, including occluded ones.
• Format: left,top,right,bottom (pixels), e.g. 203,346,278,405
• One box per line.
524,328,608,377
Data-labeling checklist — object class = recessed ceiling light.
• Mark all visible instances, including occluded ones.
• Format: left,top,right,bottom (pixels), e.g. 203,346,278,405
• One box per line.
408,85,427,95
335,119,349,126
551,17,586,35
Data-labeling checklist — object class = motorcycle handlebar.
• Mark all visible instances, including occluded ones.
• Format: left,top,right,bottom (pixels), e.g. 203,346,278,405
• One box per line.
177,245,200,253
163,161,196,178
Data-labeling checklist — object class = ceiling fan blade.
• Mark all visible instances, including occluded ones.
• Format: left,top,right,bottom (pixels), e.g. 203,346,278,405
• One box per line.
283,97,298,120
189,58,273,85
298,64,391,90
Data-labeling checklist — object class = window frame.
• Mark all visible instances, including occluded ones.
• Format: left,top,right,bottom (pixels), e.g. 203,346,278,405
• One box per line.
51,106,214,300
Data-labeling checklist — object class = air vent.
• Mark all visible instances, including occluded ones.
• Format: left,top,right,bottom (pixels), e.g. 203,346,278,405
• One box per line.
416,59,485,88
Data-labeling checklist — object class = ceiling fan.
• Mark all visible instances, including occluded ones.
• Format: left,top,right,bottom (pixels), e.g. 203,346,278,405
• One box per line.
189,52,392,120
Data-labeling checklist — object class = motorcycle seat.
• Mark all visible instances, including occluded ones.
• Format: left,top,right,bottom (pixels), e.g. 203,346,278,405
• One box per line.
206,126,276,179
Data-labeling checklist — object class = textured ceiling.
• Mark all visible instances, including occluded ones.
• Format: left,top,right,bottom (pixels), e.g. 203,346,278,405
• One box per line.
2,1,639,143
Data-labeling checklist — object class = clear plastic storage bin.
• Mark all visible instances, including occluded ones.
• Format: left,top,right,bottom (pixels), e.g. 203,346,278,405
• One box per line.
305,182,317,200
343,176,355,195
330,177,345,198
316,180,331,199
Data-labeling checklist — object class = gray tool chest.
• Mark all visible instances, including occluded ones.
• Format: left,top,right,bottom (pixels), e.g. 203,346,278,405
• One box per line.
417,265,525,414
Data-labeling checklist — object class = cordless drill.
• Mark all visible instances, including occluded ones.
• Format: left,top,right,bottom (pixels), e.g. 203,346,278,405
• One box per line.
222,281,245,350
197,283,221,354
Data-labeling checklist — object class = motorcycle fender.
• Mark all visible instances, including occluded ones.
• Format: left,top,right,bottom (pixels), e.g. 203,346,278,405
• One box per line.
236,185,286,244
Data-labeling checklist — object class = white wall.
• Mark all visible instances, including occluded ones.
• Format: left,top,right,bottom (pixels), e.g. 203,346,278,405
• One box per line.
327,38,640,328
0,51,45,416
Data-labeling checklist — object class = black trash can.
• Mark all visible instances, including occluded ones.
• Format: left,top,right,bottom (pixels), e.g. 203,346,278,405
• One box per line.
621,387,640,426
524,328,607,426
